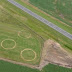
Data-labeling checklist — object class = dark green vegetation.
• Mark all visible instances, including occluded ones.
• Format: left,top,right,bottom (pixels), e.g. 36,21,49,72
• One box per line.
30,0,72,27
42,64,72,72
0,60,40,72
0,60,72,72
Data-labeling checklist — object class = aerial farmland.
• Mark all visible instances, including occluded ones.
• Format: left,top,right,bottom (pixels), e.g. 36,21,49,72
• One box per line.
0,0,72,72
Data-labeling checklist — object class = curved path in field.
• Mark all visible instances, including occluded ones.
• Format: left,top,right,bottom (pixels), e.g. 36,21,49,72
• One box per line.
7,0,72,40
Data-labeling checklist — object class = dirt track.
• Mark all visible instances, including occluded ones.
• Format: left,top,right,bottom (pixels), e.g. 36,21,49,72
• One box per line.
39,39,72,70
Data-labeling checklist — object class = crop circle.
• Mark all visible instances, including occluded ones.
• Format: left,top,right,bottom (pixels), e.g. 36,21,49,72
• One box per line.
21,49,37,61
1,39,16,50
18,30,31,38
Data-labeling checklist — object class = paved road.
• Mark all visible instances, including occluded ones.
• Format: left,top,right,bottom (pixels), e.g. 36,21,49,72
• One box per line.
7,0,72,40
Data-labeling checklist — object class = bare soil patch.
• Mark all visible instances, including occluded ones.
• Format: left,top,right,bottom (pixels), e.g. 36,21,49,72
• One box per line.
39,39,72,70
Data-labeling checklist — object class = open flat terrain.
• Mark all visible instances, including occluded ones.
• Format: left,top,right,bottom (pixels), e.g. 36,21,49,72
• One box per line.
0,60,72,72
0,0,72,72
29,0,72,27
8,0,72,51
8,0,72,40
15,0,72,34
0,0,44,65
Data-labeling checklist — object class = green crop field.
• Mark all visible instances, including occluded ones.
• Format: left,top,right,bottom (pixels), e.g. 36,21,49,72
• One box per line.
42,64,72,72
15,0,72,34
0,0,72,72
0,60,40,72
14,0,72,50
0,60,72,72
0,0,72,63
30,0,72,27
0,0,44,65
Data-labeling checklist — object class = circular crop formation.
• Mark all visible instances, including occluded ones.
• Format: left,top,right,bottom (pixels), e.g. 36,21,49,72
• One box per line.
18,30,31,38
21,49,37,61
1,32,37,62
1,39,16,50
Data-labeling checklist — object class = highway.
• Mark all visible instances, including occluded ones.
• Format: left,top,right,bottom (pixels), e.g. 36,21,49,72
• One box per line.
7,0,72,40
